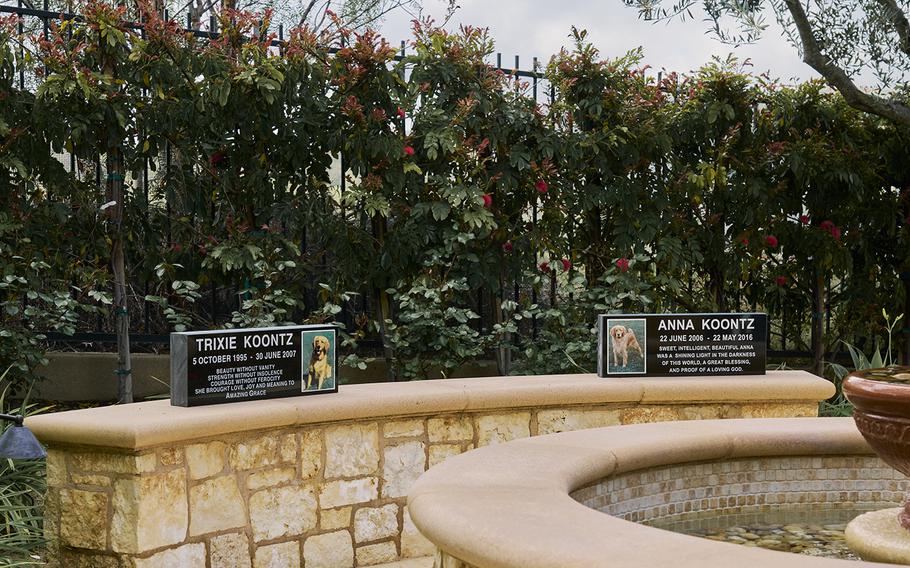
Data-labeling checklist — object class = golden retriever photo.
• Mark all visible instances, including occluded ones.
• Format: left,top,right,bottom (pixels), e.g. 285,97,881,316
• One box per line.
304,332,334,391
608,320,645,373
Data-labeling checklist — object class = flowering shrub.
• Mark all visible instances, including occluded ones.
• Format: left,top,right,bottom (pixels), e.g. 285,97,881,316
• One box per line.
2,5,909,382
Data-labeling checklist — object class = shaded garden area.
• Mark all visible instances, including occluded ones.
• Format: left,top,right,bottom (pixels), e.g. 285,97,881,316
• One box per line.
1,2,909,395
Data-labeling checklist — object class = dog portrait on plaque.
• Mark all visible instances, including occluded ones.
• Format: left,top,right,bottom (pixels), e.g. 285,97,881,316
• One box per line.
170,324,339,407
302,329,335,392
604,317,647,375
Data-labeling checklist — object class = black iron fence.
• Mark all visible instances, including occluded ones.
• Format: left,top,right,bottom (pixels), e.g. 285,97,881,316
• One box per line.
1,2,847,367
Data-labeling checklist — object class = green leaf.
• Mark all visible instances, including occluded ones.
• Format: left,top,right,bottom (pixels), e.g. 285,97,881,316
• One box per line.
430,202,450,221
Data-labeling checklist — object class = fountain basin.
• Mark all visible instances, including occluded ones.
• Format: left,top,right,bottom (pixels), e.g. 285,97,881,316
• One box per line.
843,367,910,564
408,418,902,567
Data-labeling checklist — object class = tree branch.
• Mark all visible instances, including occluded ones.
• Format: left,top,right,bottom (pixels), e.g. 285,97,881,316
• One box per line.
783,0,910,128
298,0,319,27
875,0,910,56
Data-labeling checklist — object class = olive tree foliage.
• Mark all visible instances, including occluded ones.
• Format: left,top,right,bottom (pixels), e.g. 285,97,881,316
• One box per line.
624,0,910,127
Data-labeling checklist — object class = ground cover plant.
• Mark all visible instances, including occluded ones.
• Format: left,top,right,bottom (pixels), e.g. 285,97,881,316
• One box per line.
0,368,46,566
0,3,909,394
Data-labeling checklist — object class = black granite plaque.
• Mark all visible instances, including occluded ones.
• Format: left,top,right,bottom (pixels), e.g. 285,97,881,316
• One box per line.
597,313,767,378
170,325,338,406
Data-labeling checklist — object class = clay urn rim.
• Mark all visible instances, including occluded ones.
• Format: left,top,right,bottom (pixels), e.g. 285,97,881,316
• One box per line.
843,365,910,419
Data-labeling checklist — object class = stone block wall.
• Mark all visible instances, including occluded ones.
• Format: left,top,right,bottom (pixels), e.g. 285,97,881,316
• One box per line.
42,400,821,568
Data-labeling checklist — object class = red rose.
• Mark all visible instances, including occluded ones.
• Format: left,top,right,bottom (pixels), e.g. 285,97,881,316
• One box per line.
535,180,549,194
616,258,630,273
502,241,513,253
539,261,550,273
799,215,810,225
767,141,785,155
764,235,779,248
820,220,834,232
397,107,406,119
482,194,492,208
561,258,571,271
775,275,787,286
404,146,415,157
209,150,227,168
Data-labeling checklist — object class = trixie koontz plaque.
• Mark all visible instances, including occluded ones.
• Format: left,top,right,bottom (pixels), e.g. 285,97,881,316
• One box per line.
597,313,767,378
170,325,338,406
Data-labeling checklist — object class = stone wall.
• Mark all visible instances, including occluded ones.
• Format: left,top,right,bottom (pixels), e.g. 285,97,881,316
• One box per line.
31,371,833,568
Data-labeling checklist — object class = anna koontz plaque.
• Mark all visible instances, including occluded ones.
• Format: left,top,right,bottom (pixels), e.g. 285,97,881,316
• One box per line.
598,313,767,378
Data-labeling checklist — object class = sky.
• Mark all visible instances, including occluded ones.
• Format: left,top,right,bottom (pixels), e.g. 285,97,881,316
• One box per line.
377,0,819,84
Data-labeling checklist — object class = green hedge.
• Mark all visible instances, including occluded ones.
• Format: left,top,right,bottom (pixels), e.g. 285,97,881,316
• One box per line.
2,8,909,383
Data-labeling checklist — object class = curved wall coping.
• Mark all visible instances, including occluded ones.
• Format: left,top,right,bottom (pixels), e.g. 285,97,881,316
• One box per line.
26,370,832,450
407,417,881,568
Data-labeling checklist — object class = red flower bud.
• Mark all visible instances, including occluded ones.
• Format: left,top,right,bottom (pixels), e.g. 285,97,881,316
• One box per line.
616,258,630,273
740,238,749,246
170,243,182,253
535,180,549,194
764,235,779,248
830,227,842,241
820,220,834,232
775,275,787,286
561,258,572,271
767,141,786,156
799,215,810,225
502,241,513,253
404,146,415,157
482,194,492,208
539,261,550,273
397,107,406,119
209,150,227,168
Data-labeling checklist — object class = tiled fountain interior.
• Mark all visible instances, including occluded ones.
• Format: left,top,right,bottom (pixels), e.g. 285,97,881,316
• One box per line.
571,456,906,559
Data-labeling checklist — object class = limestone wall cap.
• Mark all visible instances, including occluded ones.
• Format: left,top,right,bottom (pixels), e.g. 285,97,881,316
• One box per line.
26,370,832,450
407,417,875,568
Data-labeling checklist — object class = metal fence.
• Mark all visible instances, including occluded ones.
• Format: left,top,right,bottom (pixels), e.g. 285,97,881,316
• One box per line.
1,2,840,365
2,2,564,352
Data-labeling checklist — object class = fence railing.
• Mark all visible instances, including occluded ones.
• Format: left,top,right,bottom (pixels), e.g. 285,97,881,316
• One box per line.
2,2,852,369
2,2,562,355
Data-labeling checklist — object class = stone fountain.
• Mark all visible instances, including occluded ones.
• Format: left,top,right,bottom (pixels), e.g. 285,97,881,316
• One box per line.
844,366,910,564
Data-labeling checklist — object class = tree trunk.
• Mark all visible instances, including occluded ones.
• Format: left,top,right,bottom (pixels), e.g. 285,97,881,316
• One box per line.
902,271,910,365
103,42,132,404
492,277,511,376
810,269,825,377
371,214,395,381
584,206,604,287
106,147,133,404
709,267,726,312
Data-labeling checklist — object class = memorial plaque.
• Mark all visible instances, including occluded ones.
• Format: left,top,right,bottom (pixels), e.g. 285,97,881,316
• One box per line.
597,313,767,378
170,324,338,406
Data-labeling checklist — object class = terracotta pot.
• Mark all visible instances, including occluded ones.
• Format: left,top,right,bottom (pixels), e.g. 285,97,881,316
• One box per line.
843,366,910,530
